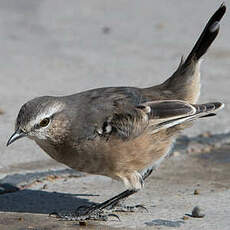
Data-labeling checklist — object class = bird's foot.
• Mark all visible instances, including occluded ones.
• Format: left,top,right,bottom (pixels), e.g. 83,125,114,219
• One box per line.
49,204,120,222
49,189,141,222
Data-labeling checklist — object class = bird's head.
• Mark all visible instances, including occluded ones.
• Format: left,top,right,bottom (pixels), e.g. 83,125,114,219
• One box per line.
7,96,68,146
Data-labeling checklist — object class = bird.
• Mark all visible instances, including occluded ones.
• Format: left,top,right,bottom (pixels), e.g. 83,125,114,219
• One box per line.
7,4,226,221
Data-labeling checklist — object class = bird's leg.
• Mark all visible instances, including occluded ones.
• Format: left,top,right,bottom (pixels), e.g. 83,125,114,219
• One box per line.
51,169,153,221
142,168,153,181
105,168,153,212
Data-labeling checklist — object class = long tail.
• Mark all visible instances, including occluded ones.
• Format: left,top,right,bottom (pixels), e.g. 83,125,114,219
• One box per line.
160,3,226,104
183,3,226,67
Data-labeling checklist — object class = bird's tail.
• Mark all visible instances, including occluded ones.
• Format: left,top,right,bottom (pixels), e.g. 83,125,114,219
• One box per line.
183,3,226,67
159,4,226,104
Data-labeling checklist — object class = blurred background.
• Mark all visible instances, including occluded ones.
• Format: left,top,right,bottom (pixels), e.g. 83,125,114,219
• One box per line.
0,0,229,168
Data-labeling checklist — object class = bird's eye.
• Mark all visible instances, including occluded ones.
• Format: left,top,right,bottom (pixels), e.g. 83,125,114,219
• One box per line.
39,118,50,127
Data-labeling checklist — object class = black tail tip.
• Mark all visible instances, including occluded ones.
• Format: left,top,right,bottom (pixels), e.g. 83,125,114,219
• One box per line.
215,2,226,22
220,2,226,11
207,3,226,34
183,3,226,66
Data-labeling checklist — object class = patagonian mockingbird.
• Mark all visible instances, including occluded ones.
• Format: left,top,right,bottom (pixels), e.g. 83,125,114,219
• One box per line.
7,4,226,221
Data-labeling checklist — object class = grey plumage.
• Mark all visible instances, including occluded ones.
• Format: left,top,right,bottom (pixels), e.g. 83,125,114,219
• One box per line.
7,4,226,221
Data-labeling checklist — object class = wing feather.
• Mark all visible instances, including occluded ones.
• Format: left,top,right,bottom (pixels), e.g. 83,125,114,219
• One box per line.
108,100,224,139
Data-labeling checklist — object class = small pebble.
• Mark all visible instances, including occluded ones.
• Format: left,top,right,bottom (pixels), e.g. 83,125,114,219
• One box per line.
172,151,181,157
79,221,87,226
202,146,212,152
46,175,59,182
155,22,165,30
102,26,111,34
200,131,212,138
18,217,24,221
182,216,189,220
42,184,48,189
192,206,205,218
194,189,200,195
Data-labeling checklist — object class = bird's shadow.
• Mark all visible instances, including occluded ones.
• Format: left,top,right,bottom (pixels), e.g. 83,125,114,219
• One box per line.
0,169,98,214
0,187,97,214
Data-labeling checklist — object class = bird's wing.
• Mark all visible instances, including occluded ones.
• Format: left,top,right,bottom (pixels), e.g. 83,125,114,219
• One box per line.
102,100,223,140
142,100,223,134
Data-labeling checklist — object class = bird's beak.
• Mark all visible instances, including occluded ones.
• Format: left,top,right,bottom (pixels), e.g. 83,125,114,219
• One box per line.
6,128,27,146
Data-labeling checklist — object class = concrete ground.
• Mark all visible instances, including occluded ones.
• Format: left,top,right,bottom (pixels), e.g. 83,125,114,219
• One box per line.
0,0,229,229
0,139,230,229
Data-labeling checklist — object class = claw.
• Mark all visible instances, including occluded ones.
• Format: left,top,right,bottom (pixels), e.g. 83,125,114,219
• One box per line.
108,213,121,221
135,204,148,213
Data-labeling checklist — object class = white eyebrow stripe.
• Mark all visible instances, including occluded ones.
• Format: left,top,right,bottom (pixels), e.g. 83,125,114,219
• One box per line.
29,102,64,128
